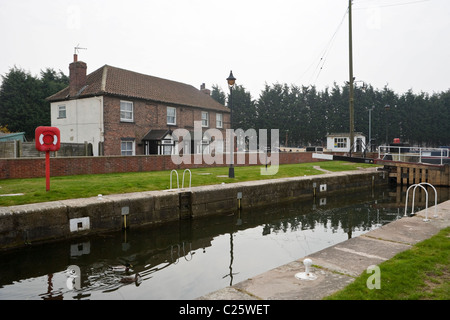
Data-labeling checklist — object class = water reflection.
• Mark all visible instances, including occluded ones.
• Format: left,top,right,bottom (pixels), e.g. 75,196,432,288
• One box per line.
0,185,448,300
222,233,238,287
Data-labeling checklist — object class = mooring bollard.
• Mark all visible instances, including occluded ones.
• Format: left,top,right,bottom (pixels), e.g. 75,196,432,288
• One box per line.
295,258,317,280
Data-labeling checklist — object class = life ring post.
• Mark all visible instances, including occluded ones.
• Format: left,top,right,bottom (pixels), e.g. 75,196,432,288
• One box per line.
35,126,60,192
46,151,50,191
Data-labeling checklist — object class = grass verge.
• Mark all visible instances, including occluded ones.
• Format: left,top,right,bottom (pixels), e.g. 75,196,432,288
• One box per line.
0,161,377,206
325,227,450,300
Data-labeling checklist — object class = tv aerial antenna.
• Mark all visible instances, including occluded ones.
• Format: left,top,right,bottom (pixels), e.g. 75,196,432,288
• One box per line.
74,44,87,55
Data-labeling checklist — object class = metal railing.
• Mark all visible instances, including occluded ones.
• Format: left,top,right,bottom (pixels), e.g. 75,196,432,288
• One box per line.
378,146,449,165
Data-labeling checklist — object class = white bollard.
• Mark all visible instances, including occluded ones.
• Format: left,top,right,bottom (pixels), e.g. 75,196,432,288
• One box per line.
295,258,317,280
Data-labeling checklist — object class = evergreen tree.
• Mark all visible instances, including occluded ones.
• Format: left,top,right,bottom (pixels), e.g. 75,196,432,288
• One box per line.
0,67,68,139
227,85,256,131
249,82,449,147
0,67,41,138
210,84,226,105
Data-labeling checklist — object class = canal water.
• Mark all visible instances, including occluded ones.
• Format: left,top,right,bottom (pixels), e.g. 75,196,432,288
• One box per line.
0,185,447,300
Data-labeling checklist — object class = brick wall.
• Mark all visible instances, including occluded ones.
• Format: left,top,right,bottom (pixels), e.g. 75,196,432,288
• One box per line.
103,96,156,155
0,152,321,180
102,96,230,156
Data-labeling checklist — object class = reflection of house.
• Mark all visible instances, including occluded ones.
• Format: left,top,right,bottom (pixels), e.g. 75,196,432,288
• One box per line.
47,55,230,156
326,133,366,153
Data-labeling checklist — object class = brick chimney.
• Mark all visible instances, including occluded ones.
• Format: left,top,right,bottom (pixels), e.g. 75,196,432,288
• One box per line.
69,54,87,97
200,83,211,95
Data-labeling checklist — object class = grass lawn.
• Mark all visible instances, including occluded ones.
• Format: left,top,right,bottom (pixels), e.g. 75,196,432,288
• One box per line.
325,227,450,300
0,161,378,206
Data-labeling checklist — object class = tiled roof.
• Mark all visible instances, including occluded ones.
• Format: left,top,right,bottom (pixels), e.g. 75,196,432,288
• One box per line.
47,65,229,113
142,129,171,141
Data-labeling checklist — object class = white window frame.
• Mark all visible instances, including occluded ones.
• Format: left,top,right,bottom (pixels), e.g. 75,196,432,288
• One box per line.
121,139,135,155
334,137,347,149
216,113,223,128
58,105,66,119
120,101,134,122
201,111,209,127
167,106,176,125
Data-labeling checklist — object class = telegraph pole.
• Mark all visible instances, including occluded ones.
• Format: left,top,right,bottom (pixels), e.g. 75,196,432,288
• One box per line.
348,0,355,156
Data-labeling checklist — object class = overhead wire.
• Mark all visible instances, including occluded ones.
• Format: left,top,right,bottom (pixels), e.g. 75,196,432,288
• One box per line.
298,0,431,87
311,6,349,86
353,0,431,10
296,5,349,87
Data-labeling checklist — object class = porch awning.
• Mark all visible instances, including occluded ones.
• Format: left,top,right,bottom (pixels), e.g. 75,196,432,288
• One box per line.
142,129,171,141
142,129,213,142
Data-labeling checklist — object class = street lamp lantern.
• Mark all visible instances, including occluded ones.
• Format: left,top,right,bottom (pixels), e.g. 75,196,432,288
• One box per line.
227,71,236,88
227,70,236,178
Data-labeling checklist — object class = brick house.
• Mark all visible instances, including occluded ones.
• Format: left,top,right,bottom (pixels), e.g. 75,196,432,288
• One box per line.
47,55,230,156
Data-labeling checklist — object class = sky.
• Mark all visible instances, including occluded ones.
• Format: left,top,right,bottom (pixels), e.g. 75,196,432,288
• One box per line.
1,0,449,99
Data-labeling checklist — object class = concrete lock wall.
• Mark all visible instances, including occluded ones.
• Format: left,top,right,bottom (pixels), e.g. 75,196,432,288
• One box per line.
0,170,388,251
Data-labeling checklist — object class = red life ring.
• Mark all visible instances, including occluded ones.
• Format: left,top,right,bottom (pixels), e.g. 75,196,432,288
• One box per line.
39,132,58,146
35,126,61,152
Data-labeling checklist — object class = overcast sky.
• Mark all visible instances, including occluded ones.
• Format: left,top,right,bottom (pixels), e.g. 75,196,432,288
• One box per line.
1,0,449,99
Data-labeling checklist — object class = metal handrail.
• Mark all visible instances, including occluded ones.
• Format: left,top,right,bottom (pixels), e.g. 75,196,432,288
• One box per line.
418,182,438,218
182,169,192,190
404,182,437,222
379,146,449,165
170,169,192,190
170,169,179,190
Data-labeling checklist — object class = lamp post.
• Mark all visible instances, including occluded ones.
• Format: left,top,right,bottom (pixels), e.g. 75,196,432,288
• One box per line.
385,104,390,146
367,105,375,152
227,71,236,178
348,0,355,156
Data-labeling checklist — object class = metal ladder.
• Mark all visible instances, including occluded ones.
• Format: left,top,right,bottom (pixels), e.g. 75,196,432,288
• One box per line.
404,182,437,222
170,169,192,190
182,169,191,190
